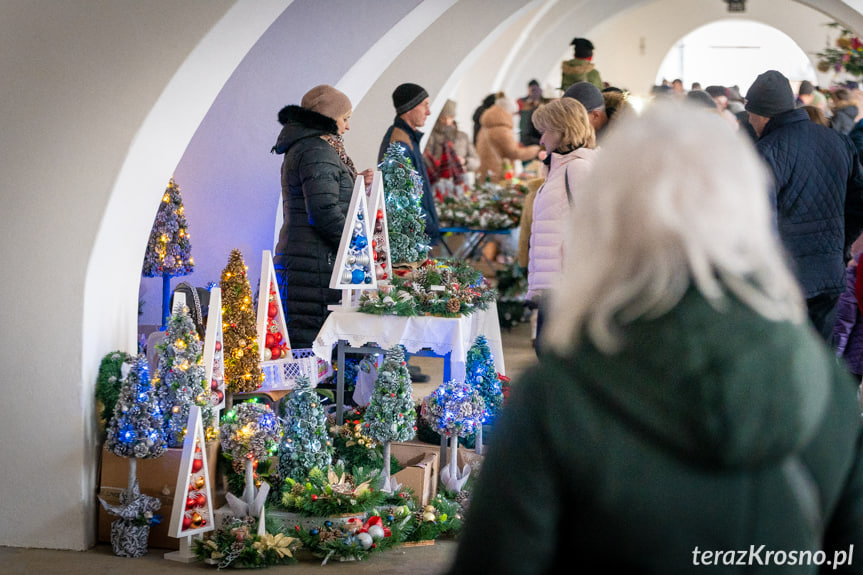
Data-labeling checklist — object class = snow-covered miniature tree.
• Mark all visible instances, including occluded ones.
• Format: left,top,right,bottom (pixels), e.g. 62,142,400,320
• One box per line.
153,305,213,447
257,250,291,361
220,401,282,516
277,375,333,482
465,335,503,454
380,143,430,264
364,346,416,491
421,380,485,492
220,249,263,393
101,354,166,556
142,178,195,328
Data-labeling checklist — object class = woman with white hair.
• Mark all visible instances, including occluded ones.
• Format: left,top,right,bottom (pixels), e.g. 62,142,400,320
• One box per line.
447,103,863,573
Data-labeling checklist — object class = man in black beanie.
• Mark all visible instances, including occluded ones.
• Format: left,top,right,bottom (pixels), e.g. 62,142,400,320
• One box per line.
561,37,602,91
377,82,440,248
747,69,863,343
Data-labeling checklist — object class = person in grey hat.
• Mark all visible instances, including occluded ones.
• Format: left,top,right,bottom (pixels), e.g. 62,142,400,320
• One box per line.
563,81,608,138
746,69,863,343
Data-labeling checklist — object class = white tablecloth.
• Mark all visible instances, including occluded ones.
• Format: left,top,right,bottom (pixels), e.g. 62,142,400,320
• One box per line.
312,306,505,383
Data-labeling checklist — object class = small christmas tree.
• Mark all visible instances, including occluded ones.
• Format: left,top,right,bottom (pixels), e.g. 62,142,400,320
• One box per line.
278,375,333,482
465,335,502,455
220,249,263,393
364,346,416,491
142,178,195,328
95,350,134,428
153,305,214,447
101,354,166,557
380,143,430,264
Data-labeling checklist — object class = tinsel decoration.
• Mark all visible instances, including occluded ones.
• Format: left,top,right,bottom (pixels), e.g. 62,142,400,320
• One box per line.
220,400,282,473
153,307,214,447
142,178,195,277
380,143,430,264
465,335,503,422
363,346,416,491
278,375,333,482
421,380,485,438
105,354,167,459
220,249,263,392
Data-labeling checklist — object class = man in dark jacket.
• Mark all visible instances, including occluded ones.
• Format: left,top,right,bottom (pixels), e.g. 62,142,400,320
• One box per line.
747,69,863,342
378,82,440,247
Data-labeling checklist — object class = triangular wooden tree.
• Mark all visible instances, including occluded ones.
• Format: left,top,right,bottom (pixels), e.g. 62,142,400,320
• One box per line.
329,177,377,307
202,287,226,414
368,170,393,284
256,250,291,362
165,405,214,562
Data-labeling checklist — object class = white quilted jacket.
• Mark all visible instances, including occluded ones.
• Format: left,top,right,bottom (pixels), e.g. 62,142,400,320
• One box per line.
527,147,598,299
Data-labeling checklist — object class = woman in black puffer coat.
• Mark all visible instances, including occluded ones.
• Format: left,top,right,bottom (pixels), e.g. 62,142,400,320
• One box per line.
272,85,371,348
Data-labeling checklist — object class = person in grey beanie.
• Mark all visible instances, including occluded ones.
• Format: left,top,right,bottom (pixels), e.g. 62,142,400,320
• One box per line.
563,81,608,138
747,69,863,343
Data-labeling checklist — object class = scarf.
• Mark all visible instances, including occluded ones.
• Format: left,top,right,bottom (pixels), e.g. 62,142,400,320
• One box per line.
322,134,357,177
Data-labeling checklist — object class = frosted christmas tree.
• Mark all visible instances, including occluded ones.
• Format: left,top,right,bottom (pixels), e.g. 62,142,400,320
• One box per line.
364,346,416,491
101,354,166,557
153,304,213,447
277,375,333,482
465,335,503,454
220,249,263,393
380,143,430,265
142,178,195,328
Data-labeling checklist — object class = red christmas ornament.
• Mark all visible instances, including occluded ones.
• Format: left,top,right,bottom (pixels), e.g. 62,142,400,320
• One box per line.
215,341,222,352
192,458,203,473
211,379,219,390
186,496,197,510
265,333,275,347
195,493,207,508
273,331,283,343
268,302,277,318
311,494,318,501
182,515,192,530
270,347,281,360
215,390,224,403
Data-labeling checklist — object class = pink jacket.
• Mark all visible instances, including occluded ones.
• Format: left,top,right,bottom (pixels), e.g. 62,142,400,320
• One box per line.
527,147,597,298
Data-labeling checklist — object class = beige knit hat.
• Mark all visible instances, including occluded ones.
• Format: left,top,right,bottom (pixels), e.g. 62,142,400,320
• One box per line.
301,84,352,120
440,99,457,117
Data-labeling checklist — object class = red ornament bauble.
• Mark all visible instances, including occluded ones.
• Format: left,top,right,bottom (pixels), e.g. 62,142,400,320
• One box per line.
311,494,318,501
215,390,224,403
186,496,197,510
195,493,207,508
215,341,222,352
192,458,203,473
211,378,219,390
382,273,388,280
274,331,283,343
270,347,281,360
377,209,383,219
268,302,277,318
182,515,192,530
265,333,275,347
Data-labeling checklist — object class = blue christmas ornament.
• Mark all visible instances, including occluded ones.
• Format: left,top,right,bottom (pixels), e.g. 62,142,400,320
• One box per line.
353,235,368,250
364,275,372,284
324,520,333,528
351,269,364,284
310,528,320,536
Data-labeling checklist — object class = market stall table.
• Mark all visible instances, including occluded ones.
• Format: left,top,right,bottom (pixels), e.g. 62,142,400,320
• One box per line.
313,305,505,425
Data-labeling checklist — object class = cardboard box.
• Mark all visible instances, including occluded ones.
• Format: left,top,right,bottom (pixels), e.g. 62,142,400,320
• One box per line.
391,441,441,506
97,442,221,550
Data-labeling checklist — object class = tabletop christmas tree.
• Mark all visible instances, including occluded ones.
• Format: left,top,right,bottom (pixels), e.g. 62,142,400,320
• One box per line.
278,375,333,482
100,354,167,557
220,400,282,517
363,346,416,491
421,380,485,492
329,177,378,304
153,304,214,447
380,143,430,265
220,249,263,393
464,335,503,455
142,178,195,328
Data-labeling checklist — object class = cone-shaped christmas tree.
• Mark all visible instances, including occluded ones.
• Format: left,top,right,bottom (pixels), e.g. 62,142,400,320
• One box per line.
142,178,195,328
465,335,503,421
153,305,214,447
277,375,333,482
220,249,263,393
364,346,416,491
380,143,430,264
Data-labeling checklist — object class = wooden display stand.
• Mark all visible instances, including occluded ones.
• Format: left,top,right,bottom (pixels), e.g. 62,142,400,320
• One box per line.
97,441,221,550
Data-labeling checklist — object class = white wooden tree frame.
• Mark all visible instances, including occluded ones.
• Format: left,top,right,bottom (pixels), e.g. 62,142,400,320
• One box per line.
368,169,393,284
202,287,226,413
165,406,214,562
329,177,378,308
256,250,292,361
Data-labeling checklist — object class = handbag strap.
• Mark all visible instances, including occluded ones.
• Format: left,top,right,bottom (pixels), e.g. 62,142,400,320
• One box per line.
564,169,572,206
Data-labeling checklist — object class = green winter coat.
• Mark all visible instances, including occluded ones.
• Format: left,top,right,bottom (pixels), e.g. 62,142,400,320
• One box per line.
561,57,602,91
449,288,863,574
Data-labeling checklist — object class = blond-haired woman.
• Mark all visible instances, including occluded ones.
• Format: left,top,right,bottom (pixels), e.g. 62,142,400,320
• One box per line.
527,97,597,354
448,101,863,574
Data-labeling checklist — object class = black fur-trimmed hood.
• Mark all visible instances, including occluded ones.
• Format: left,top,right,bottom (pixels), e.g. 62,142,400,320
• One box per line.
271,105,338,155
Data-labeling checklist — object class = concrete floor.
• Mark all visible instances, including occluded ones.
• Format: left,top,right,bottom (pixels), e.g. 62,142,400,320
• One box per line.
0,319,535,574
